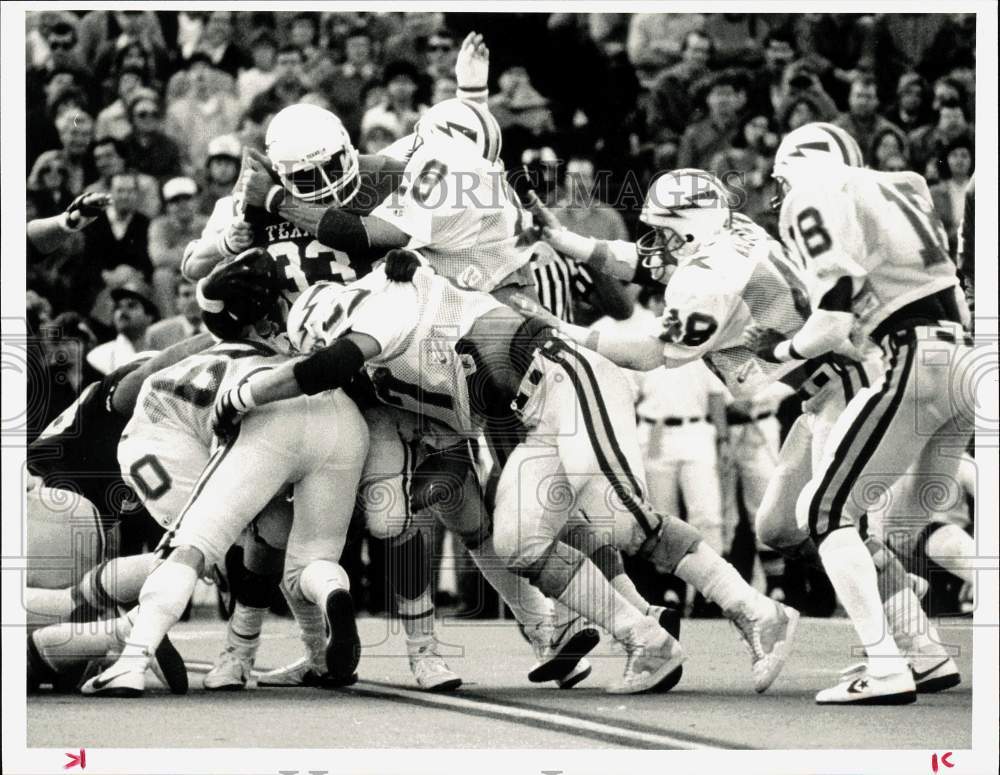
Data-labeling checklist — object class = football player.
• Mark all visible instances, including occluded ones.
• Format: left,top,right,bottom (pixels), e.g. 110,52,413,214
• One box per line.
743,122,976,703
528,166,958,700
82,254,371,697
211,250,797,695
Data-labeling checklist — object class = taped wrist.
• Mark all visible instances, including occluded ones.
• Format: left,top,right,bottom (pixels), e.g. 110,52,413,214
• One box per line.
316,207,370,254
292,337,366,395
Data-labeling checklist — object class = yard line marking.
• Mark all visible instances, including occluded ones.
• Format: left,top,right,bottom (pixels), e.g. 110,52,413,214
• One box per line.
185,661,730,750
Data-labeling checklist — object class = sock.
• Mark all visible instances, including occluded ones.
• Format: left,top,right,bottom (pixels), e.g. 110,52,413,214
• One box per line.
556,558,643,642
469,538,552,629
674,542,768,619
117,562,197,671
280,583,326,670
818,528,906,677
298,560,350,606
884,587,947,660
31,614,132,672
610,572,652,614
925,524,976,585
397,588,436,644
866,537,909,600
226,602,265,658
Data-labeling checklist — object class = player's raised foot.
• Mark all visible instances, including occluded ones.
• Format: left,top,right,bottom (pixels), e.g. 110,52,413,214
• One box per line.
151,634,189,695
816,666,916,705
647,604,684,692
323,589,361,686
607,616,685,695
527,615,601,685
407,637,462,692
80,661,146,697
203,646,253,691
556,658,592,690
730,597,799,693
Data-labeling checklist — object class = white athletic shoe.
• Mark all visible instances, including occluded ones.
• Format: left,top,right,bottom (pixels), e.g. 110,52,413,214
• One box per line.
731,598,800,693
203,646,254,691
607,616,686,695
526,615,601,686
257,655,356,688
909,648,961,694
80,662,146,697
407,637,462,692
816,665,916,705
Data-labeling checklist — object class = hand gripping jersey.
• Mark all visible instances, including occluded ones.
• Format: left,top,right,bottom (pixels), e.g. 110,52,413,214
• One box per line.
291,266,505,436
202,155,405,300
779,168,964,337
654,214,835,400
369,137,531,292
126,339,287,449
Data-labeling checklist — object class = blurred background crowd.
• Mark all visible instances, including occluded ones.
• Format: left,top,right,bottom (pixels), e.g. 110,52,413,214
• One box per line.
24,10,977,620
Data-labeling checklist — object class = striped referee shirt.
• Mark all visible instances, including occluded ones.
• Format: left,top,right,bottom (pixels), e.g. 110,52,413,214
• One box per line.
527,240,594,323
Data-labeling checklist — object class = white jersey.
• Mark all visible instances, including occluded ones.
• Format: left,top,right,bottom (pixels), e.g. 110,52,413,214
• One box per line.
289,266,504,436
652,214,817,400
779,168,963,335
369,137,529,292
127,339,287,449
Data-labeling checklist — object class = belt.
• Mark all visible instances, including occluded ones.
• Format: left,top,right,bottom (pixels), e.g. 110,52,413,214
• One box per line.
726,410,774,426
638,415,706,427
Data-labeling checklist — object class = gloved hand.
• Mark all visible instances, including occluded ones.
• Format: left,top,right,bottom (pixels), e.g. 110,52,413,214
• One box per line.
383,249,423,282
64,191,112,230
743,324,788,363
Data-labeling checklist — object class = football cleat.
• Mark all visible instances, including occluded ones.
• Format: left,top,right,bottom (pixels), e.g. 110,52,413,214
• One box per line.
527,615,601,685
203,646,254,691
607,616,686,695
323,589,361,686
258,656,359,688
150,635,189,695
407,637,462,692
816,666,916,705
647,603,684,692
556,659,592,690
80,663,146,697
731,598,800,693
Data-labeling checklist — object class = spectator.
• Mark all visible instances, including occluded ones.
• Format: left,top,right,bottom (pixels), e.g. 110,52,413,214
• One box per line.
54,109,96,195
833,75,904,166
550,155,629,242
84,172,153,278
85,137,161,219
182,10,248,78
98,41,162,106
361,59,426,141
78,10,167,72
488,65,556,147
26,15,86,111
908,99,973,173
678,69,749,170
148,177,208,315
702,13,770,69
626,12,705,76
929,134,974,259
930,76,969,116
199,134,243,216
869,126,911,172
89,13,169,89
86,281,158,375
746,28,797,119
319,27,379,137
94,66,148,141
247,45,309,119
289,12,323,66
884,72,933,135
165,54,242,171
121,89,184,180
431,76,458,105
27,151,75,218
421,29,458,84
146,275,204,350
645,29,714,139
26,73,90,167
237,29,279,110
709,114,778,221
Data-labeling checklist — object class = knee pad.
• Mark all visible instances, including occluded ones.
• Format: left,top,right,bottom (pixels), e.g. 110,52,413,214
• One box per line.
640,514,702,574
387,528,430,600
518,541,586,599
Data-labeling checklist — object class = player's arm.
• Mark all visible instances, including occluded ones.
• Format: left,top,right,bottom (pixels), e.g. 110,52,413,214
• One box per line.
455,32,490,104
27,192,111,255
526,192,641,282
181,197,254,280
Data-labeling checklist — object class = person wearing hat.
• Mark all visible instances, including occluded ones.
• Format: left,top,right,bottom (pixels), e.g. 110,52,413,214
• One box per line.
149,177,208,315
86,281,158,375
884,71,933,134
199,134,242,216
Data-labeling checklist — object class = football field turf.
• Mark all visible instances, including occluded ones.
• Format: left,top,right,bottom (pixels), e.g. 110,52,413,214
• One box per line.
28,614,973,750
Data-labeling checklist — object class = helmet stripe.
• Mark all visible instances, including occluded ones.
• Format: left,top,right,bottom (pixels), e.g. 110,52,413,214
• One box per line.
467,101,496,162
818,123,862,167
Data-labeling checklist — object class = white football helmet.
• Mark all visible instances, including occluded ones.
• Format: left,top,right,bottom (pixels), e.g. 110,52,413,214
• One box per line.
638,168,732,278
286,281,357,353
414,98,503,163
265,104,360,205
772,122,864,207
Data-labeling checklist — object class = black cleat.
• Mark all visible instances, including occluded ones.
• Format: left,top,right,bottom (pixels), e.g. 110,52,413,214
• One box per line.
323,589,361,686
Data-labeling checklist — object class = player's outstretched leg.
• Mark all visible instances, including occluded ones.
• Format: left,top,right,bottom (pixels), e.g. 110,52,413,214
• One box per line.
26,553,157,622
